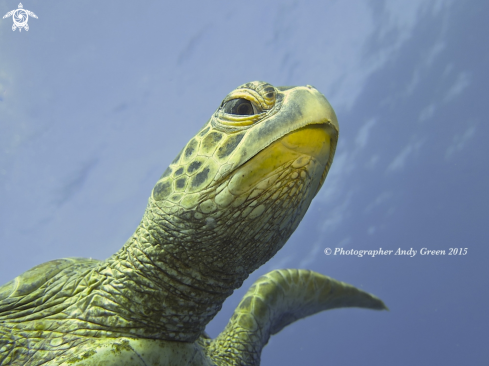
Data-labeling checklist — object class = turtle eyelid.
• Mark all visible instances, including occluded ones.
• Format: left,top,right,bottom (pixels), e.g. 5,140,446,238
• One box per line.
221,98,262,116
220,97,253,107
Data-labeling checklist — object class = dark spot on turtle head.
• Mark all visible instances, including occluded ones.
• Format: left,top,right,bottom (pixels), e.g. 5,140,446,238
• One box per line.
216,133,245,159
188,161,203,173
153,181,172,201
171,194,182,201
266,92,274,99
264,86,275,93
199,126,210,137
175,167,184,176
192,167,210,188
176,177,186,189
159,167,172,179
172,149,183,164
202,132,223,153
185,139,198,158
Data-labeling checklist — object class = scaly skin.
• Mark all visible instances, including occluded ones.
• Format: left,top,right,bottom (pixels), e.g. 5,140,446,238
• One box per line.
0,82,386,366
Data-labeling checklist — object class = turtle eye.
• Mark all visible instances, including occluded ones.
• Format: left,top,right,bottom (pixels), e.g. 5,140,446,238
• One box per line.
222,98,258,115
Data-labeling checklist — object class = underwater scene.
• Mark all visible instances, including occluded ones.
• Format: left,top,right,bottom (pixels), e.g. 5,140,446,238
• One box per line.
0,1,487,365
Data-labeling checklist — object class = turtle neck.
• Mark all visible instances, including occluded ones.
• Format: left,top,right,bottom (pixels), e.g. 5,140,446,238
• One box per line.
99,203,241,342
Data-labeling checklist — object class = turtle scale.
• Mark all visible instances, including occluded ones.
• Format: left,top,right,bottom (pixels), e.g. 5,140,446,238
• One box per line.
0,81,386,365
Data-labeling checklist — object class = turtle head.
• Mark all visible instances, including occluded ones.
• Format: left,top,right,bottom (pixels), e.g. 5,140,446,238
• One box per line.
149,81,338,275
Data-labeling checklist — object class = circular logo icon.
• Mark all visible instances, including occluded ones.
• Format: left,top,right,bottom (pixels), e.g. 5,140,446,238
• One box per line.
13,9,28,28
324,248,332,255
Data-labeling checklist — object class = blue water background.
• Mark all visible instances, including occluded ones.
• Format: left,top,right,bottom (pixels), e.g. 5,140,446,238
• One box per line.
0,1,487,365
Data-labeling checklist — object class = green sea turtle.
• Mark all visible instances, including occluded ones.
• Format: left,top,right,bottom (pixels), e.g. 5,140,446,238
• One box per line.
0,81,386,365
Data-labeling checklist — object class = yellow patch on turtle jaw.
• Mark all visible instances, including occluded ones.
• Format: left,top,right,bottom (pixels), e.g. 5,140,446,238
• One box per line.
281,124,331,168
227,124,331,197
281,123,334,195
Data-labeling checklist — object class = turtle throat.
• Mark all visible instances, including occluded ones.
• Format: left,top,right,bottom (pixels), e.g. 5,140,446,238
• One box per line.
102,214,241,343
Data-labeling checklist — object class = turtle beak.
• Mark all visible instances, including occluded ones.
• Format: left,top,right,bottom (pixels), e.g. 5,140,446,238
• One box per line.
277,85,339,196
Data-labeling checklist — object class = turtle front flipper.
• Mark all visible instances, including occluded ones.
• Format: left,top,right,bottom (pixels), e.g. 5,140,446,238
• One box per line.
206,269,387,366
